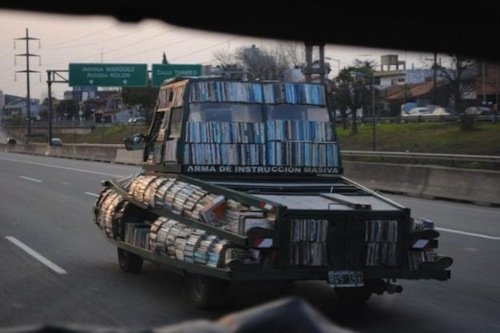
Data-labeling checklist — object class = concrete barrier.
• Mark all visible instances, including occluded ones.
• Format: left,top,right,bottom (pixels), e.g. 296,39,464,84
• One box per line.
115,149,143,165
343,161,500,206
1,143,499,206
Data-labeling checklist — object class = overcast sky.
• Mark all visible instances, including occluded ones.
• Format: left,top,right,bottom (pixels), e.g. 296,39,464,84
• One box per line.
0,9,433,101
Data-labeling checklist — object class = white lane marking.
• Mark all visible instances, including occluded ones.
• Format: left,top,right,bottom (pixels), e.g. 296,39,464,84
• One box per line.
20,176,42,183
85,192,99,197
5,236,68,274
0,156,123,177
436,227,500,241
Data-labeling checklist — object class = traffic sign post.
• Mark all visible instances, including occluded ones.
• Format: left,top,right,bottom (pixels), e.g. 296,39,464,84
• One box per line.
69,63,148,87
152,64,202,86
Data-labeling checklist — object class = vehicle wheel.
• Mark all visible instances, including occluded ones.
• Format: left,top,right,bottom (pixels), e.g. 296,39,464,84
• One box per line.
187,274,229,309
117,248,143,273
335,286,372,305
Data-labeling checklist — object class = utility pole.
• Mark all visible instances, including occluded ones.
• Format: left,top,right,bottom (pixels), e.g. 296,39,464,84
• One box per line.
432,51,437,104
303,43,328,83
304,43,313,83
371,74,376,151
482,61,487,105
15,28,40,140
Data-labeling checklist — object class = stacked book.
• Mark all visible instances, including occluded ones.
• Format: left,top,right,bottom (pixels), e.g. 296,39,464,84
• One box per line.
224,247,260,267
185,121,266,144
129,175,160,205
407,218,438,270
95,188,127,239
183,119,338,168
146,178,273,235
184,143,266,165
194,235,218,265
266,120,333,142
365,220,399,266
163,139,178,162
266,141,338,167
262,82,326,105
154,178,177,208
143,177,168,208
184,229,207,263
289,219,329,266
147,216,228,268
125,222,150,248
408,250,427,271
189,81,263,103
221,202,271,234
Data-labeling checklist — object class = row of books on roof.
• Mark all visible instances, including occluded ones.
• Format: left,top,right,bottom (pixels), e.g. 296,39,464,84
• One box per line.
184,120,333,144
126,175,274,234
189,81,263,103
183,142,338,167
125,218,260,268
188,81,326,105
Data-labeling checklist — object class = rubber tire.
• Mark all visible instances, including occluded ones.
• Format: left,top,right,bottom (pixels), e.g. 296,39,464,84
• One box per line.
187,274,229,310
117,248,143,273
335,286,372,305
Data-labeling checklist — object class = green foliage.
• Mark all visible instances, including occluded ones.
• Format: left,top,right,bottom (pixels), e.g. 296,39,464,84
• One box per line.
29,125,149,144
56,99,79,119
121,86,159,109
337,122,500,155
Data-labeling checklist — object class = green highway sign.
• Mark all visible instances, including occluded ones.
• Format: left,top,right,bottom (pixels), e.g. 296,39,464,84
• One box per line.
69,63,148,87
152,64,202,86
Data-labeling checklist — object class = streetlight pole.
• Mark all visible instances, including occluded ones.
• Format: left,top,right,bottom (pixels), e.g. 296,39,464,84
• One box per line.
326,57,341,76
371,74,376,151
356,54,377,150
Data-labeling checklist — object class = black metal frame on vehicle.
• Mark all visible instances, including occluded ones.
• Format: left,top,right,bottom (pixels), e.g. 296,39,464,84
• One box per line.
100,173,450,283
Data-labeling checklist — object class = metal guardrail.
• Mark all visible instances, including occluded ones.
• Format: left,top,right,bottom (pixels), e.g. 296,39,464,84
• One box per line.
336,114,497,124
342,150,500,165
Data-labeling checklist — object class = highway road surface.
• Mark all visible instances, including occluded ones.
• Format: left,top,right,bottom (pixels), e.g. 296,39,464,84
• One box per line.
1,151,499,332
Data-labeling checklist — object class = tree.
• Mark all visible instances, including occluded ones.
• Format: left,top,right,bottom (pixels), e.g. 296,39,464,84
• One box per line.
332,61,374,134
212,42,304,80
56,99,79,120
121,86,158,109
162,52,169,64
437,54,476,130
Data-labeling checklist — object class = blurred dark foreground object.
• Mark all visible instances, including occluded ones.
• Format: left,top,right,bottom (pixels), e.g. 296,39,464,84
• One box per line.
0,297,354,333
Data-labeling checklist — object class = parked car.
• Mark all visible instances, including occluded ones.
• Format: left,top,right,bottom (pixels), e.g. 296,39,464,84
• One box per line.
402,106,450,117
465,106,491,115
430,107,451,116
127,117,147,124
6,138,17,145
50,138,63,146
402,107,432,117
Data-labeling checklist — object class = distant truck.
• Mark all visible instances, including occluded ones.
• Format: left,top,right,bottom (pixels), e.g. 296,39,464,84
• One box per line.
94,77,452,308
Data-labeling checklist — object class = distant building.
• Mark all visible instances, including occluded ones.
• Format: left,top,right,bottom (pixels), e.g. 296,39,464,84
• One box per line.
1,97,41,122
0,90,4,110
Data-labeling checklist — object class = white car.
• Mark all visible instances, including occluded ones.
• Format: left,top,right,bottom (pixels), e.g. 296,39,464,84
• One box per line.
402,107,431,117
402,107,450,117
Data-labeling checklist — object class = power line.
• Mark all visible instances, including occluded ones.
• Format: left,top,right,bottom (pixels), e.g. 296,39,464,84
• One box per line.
47,22,121,47
110,31,219,61
41,26,188,67
170,36,243,62
44,23,162,50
